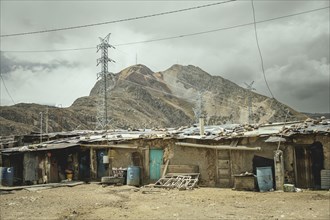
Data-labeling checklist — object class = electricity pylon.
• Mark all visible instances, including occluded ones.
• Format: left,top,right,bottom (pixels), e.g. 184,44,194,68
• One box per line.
245,81,256,124
95,33,115,130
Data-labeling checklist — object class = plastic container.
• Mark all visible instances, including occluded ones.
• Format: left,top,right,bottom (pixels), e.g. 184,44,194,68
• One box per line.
256,166,273,192
283,184,295,192
127,166,140,186
321,169,330,189
1,167,14,186
0,167,3,186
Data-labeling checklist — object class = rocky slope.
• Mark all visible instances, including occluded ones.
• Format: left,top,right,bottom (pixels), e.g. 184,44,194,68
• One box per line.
0,64,307,136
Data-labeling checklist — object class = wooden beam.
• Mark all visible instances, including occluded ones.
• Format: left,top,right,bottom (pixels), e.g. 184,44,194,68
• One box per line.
175,142,261,151
145,146,150,181
161,159,170,178
80,144,138,149
216,149,219,187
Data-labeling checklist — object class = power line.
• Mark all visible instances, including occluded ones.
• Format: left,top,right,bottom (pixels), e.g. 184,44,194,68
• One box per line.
0,47,96,53
2,5,328,53
251,0,274,99
0,74,16,105
0,0,236,38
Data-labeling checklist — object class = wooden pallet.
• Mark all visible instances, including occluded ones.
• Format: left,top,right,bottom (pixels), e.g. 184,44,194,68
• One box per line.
154,173,200,190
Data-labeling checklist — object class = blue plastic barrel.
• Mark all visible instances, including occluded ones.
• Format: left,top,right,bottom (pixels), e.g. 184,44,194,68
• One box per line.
1,167,14,186
256,166,273,192
127,166,140,186
0,167,3,186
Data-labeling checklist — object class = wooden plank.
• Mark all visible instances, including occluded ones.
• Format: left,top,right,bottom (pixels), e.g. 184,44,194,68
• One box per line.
175,142,261,151
218,168,230,177
66,181,85,187
161,165,199,174
145,147,150,181
230,140,239,147
161,160,170,178
218,150,230,160
233,176,255,191
80,144,137,149
216,149,219,186
219,174,231,179
90,149,96,179
229,150,233,187
218,160,229,169
219,178,230,188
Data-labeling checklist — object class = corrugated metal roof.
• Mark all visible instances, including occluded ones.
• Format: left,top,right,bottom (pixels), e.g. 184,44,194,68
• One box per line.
1,142,79,154
1,120,329,153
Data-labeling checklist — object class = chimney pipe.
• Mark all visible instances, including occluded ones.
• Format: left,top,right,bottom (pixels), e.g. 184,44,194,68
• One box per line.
199,117,204,136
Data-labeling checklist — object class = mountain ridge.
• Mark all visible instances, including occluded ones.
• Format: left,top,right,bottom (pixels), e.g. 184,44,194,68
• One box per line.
0,64,307,136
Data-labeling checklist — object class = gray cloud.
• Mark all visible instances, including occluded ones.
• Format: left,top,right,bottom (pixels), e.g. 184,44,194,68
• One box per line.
0,1,329,113
266,55,329,112
0,52,77,74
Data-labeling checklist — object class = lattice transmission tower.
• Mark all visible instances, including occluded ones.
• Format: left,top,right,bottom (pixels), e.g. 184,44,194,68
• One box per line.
95,33,115,130
193,91,205,123
244,81,256,124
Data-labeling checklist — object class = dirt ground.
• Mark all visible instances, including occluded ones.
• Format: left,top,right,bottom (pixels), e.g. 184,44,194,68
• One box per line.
0,183,329,220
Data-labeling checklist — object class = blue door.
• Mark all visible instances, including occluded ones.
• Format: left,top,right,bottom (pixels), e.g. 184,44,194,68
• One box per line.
97,150,107,178
149,149,163,181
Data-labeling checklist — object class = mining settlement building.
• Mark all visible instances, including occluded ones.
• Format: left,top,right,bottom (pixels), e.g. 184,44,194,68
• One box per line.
0,119,329,191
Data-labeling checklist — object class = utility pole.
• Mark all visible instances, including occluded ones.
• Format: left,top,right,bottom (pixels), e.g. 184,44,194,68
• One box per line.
244,81,256,124
96,33,115,130
135,53,137,65
45,107,49,140
39,112,43,143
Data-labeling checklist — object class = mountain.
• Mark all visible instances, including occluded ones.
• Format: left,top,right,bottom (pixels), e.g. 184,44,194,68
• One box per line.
0,64,307,136
303,112,330,120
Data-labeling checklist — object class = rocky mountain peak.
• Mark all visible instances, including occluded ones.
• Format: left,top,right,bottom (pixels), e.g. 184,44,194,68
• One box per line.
0,64,308,136
118,64,154,80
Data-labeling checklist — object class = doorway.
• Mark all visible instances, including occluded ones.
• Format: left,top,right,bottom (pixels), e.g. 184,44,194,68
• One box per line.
310,142,324,188
96,149,108,178
79,149,91,181
149,149,163,181
294,142,324,188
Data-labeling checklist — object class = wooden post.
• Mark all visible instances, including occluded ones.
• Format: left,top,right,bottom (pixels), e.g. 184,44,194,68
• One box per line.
162,159,170,178
73,153,79,180
274,150,284,190
215,149,219,187
145,146,150,182
229,150,234,187
90,148,96,179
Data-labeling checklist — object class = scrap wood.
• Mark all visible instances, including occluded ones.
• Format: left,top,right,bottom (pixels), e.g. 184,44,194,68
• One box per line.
154,173,200,190
162,159,170,178
0,181,85,191
65,181,85,187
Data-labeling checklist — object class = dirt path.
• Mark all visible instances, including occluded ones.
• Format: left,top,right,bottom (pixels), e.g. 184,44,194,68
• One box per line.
1,183,329,220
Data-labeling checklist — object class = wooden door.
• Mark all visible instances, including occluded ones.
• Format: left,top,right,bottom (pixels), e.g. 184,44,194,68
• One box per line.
218,150,232,188
49,157,59,183
294,147,312,188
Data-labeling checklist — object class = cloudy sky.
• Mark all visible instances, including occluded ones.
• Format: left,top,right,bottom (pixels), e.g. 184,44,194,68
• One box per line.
0,0,329,113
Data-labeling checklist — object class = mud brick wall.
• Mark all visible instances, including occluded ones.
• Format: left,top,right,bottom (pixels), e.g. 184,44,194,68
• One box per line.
170,145,216,187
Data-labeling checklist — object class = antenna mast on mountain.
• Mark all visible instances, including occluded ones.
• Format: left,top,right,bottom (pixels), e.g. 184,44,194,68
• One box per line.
193,91,205,123
244,81,256,124
95,33,115,130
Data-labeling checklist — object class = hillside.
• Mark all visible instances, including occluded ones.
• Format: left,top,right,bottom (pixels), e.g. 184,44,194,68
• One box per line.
0,64,307,136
